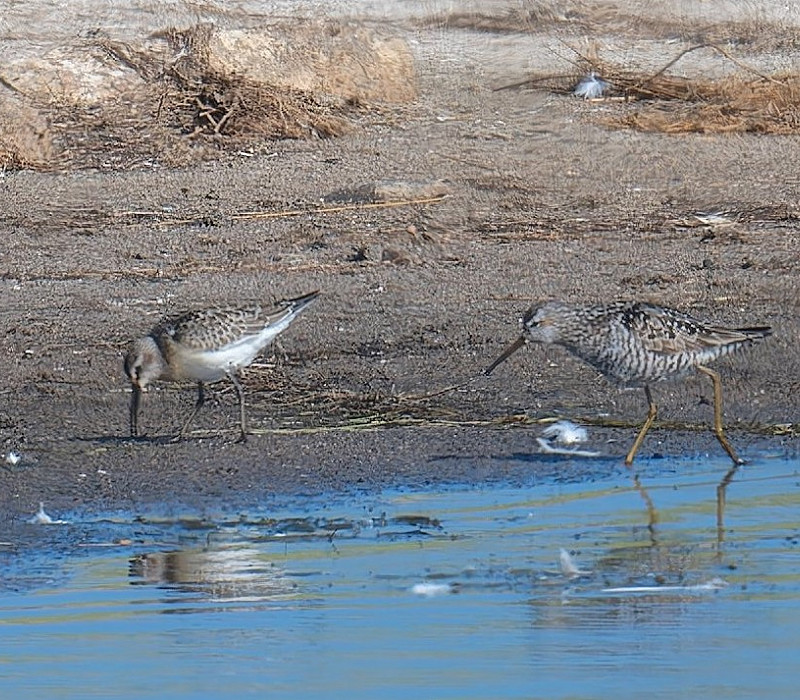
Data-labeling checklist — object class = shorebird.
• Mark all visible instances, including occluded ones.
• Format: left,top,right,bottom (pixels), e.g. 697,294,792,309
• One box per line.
124,290,320,441
485,301,772,465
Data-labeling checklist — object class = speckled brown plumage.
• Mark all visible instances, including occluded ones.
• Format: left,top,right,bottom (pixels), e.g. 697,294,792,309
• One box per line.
486,300,772,465
124,290,320,440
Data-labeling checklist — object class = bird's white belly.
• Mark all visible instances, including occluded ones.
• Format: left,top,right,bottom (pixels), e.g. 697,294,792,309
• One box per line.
178,345,260,383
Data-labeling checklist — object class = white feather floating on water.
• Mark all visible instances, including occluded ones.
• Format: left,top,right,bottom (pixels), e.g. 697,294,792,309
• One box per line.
559,548,593,578
28,502,68,525
602,578,729,594
573,72,611,99
410,582,454,597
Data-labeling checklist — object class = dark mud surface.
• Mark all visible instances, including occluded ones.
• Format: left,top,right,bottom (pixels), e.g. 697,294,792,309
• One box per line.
1,10,798,523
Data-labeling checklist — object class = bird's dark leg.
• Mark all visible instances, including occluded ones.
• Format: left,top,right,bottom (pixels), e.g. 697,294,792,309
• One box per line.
129,384,142,437
227,371,248,443
625,385,657,466
696,365,744,466
178,382,206,438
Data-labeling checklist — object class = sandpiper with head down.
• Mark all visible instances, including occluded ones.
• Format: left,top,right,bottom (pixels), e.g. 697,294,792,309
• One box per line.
124,290,320,441
485,300,772,465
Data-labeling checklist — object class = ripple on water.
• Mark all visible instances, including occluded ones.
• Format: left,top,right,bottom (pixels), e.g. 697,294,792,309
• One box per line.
0,455,798,699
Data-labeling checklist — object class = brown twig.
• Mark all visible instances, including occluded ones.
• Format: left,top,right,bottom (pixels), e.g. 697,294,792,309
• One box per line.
628,42,782,96
492,73,574,92
230,195,449,221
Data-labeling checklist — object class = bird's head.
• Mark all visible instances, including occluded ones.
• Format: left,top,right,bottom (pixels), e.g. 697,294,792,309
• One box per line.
520,302,566,345
484,301,566,376
124,336,166,438
124,336,165,390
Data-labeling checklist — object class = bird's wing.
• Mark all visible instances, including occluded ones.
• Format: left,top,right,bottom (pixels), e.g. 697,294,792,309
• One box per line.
242,292,320,336
631,304,755,355
249,303,298,333
160,292,318,353
165,307,261,351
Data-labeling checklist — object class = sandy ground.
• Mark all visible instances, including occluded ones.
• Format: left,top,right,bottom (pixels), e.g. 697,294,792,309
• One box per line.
1,6,799,523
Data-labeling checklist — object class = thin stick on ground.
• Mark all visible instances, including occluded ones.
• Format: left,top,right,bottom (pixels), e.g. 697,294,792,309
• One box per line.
628,43,782,96
143,195,448,227
231,196,449,221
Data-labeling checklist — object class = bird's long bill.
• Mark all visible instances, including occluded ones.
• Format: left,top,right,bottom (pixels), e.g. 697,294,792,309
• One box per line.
129,385,141,437
484,336,526,376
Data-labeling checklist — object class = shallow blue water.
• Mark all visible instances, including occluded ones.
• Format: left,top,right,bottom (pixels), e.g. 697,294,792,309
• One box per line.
1,454,798,699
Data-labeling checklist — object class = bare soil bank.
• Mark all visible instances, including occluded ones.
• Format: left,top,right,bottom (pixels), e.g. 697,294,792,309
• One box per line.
1,9,798,522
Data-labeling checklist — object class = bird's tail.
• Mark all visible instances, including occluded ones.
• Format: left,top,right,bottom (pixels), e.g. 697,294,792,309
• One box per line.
282,290,321,315
734,326,772,340
257,290,320,339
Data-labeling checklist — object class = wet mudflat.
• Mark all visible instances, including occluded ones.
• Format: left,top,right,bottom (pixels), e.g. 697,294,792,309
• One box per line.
1,452,798,699
1,0,798,518
1,1,799,696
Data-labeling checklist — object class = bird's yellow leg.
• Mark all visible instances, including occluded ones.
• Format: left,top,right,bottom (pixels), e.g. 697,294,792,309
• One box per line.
697,365,744,466
625,385,657,466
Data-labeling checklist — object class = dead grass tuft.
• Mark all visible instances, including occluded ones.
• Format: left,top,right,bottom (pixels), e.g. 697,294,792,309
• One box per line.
507,43,800,135
6,24,366,170
64,26,354,168
152,26,352,141
417,4,565,34
609,73,800,134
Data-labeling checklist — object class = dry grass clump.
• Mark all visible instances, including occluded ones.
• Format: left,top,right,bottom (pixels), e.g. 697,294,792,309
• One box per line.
416,1,566,34
597,44,800,135
0,90,56,170
4,24,361,170
151,26,352,141
506,43,800,135
167,74,350,141
608,71,800,134
76,26,352,167
416,0,800,53
0,142,30,171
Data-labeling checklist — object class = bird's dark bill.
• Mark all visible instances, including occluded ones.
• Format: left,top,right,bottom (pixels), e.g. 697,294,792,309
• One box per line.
484,336,526,375
129,385,141,437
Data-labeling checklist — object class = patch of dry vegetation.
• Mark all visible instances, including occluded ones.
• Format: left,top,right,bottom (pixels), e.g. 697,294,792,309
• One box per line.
602,45,800,135
154,26,353,141
50,26,355,169
506,43,800,135
421,1,800,52
416,2,567,34
608,72,800,135
1,22,397,171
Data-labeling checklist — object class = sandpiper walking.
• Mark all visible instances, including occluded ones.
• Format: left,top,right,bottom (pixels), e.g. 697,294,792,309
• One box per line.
124,290,320,441
485,300,772,465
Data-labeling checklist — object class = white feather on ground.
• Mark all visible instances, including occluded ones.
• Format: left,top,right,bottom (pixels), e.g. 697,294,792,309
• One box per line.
542,420,588,445
573,72,611,99
537,420,601,457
